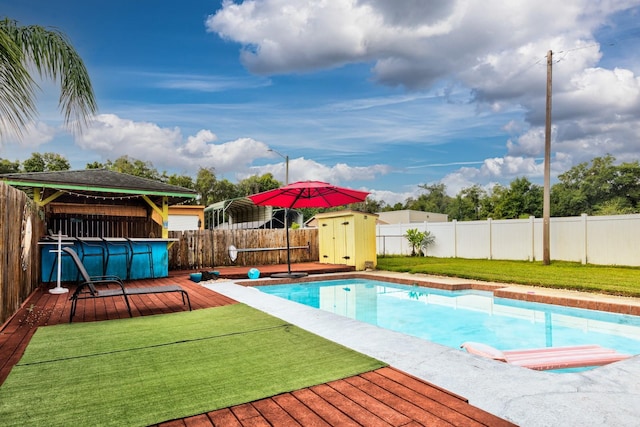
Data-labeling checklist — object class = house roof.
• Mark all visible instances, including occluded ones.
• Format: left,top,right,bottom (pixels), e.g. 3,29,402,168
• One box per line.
0,169,198,205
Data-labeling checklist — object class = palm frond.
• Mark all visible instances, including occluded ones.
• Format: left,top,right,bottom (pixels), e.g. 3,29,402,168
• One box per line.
0,18,97,139
0,19,37,139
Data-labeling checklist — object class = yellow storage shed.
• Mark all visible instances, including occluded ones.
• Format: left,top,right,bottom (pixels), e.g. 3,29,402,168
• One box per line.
315,210,378,270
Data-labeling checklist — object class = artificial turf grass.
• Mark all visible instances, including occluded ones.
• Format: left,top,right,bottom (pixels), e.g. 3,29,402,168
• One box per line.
18,303,286,364
0,304,386,427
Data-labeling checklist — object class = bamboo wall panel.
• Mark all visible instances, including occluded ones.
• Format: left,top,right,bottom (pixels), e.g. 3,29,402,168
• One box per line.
0,182,44,324
49,203,147,217
168,228,319,270
48,213,160,238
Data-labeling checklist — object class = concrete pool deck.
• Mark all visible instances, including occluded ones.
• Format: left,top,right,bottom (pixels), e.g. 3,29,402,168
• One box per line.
204,272,640,427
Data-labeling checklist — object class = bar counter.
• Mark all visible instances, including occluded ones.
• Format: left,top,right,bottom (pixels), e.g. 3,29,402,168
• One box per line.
40,237,178,281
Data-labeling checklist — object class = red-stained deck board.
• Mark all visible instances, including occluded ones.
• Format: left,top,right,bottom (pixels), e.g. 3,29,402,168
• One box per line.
378,367,516,427
360,370,490,426
326,378,413,426
251,398,303,427
182,414,214,427
309,382,393,427
343,374,454,426
231,402,272,427
292,388,364,427
271,393,332,427
207,408,243,427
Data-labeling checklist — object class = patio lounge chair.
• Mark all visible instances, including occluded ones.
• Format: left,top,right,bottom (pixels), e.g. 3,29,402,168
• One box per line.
63,247,191,322
460,341,632,371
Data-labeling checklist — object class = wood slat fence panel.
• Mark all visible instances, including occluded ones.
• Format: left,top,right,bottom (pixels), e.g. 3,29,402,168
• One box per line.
0,182,44,324
168,228,319,270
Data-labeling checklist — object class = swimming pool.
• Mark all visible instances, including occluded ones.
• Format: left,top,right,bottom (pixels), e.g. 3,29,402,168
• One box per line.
258,278,640,358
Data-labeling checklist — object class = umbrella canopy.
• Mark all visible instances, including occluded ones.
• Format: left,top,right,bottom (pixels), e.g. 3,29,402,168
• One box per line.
248,180,369,209
248,181,369,277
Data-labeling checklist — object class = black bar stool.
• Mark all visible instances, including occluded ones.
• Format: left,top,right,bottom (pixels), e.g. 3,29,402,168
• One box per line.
126,238,154,279
74,238,107,281
102,238,131,279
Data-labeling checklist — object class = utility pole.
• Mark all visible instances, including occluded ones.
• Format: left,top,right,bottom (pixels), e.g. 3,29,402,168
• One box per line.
543,50,552,265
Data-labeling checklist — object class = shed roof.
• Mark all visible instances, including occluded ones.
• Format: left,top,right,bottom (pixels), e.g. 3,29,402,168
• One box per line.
0,169,198,205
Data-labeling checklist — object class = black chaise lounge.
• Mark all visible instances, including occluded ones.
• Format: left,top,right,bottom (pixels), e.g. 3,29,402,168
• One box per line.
63,247,191,322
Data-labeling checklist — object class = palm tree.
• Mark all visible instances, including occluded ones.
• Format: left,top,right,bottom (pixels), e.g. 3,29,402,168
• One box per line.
0,18,97,139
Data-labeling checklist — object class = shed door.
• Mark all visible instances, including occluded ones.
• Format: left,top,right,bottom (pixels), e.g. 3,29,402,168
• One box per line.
337,219,354,265
320,218,354,266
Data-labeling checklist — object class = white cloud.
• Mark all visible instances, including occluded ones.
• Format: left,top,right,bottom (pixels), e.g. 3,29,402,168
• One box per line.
435,155,544,196
367,188,417,206
181,130,218,155
252,156,391,185
76,114,182,153
207,1,631,88
5,121,58,148
75,114,271,173
132,72,272,92
506,128,545,157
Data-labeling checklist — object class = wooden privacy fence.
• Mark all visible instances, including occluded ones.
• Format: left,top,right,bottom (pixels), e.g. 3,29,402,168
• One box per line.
0,182,44,324
168,228,319,270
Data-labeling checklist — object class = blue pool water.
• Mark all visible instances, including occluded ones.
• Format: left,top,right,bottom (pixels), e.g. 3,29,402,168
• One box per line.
258,279,640,358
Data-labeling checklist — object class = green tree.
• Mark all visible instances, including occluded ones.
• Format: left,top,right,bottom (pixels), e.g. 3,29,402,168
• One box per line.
236,173,281,196
612,161,640,209
405,183,452,213
42,152,70,171
212,178,240,203
104,156,160,180
22,152,70,172
492,177,542,219
350,198,382,214
194,167,216,204
22,153,44,172
481,184,505,218
85,161,104,169
165,173,194,190
0,18,96,139
448,185,487,221
0,157,20,173
551,155,640,216
193,167,241,206
593,198,636,215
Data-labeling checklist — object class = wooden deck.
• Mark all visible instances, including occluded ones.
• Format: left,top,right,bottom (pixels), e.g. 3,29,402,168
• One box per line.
0,266,516,426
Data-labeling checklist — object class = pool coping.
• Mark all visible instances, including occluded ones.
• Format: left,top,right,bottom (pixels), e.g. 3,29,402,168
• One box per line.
204,271,640,427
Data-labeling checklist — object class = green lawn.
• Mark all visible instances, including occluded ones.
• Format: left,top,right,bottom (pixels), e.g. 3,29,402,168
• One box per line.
377,256,640,297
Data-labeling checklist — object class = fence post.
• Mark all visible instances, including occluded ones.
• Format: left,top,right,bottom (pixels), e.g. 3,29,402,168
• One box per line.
453,220,458,258
581,213,588,264
529,216,535,262
487,218,493,260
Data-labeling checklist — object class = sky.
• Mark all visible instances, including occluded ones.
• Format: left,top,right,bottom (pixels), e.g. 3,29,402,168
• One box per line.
1,0,640,205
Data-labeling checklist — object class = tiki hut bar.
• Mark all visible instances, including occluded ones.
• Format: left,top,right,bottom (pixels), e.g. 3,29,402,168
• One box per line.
1,169,198,281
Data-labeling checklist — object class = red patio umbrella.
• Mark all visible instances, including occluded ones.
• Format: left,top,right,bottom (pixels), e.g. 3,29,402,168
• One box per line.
248,181,369,277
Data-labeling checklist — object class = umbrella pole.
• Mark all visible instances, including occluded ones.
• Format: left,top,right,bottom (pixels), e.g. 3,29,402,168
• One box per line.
285,208,292,274
271,207,307,279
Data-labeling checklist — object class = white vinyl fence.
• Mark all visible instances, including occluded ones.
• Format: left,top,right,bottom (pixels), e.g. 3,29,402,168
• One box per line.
377,213,640,267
